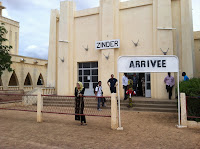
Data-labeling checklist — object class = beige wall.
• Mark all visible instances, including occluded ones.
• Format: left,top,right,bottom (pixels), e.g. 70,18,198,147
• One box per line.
48,0,195,99
74,13,100,91
194,31,200,77
0,2,19,55
1,55,47,90
0,16,19,55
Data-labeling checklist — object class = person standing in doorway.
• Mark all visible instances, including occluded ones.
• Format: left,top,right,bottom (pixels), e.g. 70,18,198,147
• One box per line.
74,82,87,125
141,76,145,97
132,73,138,91
164,72,175,100
122,73,128,100
95,81,104,111
182,72,189,81
107,74,118,93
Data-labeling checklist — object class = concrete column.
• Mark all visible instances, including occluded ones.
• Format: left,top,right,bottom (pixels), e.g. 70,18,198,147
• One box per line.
99,0,120,96
111,93,118,129
57,1,75,95
37,91,43,122
180,93,187,127
180,0,195,78
151,0,174,99
47,9,59,88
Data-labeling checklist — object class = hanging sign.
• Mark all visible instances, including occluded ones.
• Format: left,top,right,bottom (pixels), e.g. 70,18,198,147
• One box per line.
95,39,120,50
118,56,179,73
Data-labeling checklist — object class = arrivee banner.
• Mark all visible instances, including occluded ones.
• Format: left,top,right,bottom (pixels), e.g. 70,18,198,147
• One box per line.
118,56,179,73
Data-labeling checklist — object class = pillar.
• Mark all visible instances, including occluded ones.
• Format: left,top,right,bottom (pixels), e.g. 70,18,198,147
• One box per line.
57,1,75,95
180,0,195,78
37,91,43,122
151,0,174,99
99,0,120,96
47,9,59,88
180,93,187,126
111,93,118,129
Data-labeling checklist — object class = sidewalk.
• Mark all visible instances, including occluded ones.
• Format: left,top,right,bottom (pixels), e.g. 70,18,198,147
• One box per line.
0,110,199,148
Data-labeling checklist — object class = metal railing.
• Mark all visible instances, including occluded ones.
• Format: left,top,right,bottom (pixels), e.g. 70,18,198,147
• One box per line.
41,95,111,117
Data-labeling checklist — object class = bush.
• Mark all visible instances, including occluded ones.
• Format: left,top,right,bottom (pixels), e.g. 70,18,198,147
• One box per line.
179,78,200,97
186,97,200,122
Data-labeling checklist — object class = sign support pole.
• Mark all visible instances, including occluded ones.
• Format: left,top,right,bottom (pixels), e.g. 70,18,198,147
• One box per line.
117,72,123,130
177,72,181,127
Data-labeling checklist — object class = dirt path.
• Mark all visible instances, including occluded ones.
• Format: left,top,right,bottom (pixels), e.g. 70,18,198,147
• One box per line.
0,110,199,149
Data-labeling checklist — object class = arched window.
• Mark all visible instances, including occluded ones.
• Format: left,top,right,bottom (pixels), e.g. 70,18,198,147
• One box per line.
37,74,44,86
8,71,19,86
24,73,32,86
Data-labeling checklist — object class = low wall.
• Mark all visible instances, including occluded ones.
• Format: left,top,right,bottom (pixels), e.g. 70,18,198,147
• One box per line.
0,90,24,94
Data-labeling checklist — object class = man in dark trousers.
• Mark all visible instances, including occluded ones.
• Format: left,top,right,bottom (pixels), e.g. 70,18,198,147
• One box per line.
107,74,118,93
164,72,175,100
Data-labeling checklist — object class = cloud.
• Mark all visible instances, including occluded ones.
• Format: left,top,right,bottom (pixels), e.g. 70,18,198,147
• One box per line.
192,0,200,31
1,0,199,60
21,44,48,60
2,9,12,19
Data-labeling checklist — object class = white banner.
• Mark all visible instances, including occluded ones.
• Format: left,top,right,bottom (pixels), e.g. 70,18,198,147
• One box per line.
95,39,120,50
118,56,179,73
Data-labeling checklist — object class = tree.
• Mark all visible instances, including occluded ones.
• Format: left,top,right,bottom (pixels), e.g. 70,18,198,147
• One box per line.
0,23,13,76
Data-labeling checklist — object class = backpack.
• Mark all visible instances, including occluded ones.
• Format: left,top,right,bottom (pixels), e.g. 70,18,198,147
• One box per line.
94,86,103,95
93,86,97,94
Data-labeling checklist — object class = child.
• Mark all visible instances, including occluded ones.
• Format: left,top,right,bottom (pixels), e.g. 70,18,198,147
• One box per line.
126,86,136,108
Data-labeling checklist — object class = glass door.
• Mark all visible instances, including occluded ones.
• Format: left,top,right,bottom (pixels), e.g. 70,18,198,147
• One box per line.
78,62,98,96
145,72,151,98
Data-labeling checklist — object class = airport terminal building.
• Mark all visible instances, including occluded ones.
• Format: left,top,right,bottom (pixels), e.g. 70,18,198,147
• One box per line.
47,0,196,99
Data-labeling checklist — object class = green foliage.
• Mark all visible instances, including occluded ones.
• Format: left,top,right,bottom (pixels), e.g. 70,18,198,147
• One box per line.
0,23,13,76
179,78,200,97
187,97,200,122
179,78,200,122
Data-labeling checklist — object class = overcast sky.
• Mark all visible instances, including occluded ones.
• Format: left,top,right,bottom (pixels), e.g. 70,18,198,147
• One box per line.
1,0,200,60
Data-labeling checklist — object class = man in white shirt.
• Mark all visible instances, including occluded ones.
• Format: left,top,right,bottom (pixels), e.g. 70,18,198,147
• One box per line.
95,81,104,111
122,73,128,100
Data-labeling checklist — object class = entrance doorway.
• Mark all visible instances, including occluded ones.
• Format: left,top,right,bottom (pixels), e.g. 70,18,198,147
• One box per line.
78,62,98,96
127,73,151,98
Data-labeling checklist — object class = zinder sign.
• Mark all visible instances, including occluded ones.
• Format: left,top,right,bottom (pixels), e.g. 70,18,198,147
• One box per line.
95,39,120,50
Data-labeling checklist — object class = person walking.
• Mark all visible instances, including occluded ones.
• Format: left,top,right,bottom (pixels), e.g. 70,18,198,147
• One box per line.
122,73,128,100
95,81,104,111
182,72,189,81
74,82,87,125
107,74,118,93
164,72,175,100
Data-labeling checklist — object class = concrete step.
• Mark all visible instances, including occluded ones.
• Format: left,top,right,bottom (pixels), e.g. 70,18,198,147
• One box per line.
121,107,178,113
120,100,177,104
129,103,176,108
